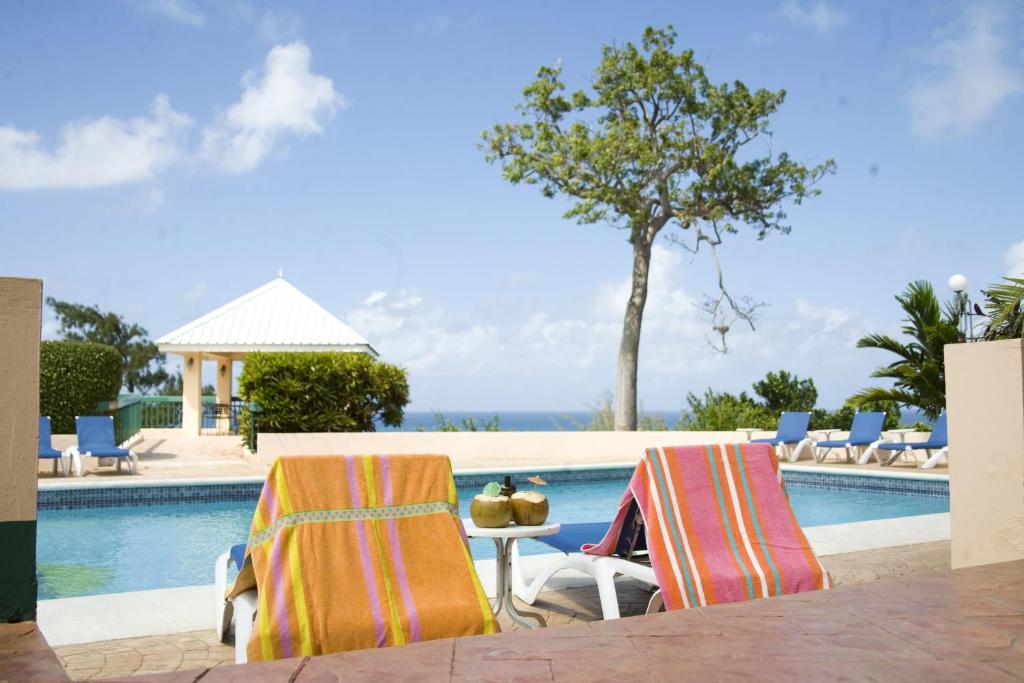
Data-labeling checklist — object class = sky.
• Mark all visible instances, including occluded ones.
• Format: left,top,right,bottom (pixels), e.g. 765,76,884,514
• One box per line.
1,0,1022,412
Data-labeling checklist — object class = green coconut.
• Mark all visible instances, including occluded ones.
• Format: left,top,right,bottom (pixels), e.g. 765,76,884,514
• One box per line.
470,494,512,528
511,490,549,526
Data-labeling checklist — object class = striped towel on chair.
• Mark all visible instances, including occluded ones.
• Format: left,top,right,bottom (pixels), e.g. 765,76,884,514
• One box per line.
230,454,498,660
583,443,830,610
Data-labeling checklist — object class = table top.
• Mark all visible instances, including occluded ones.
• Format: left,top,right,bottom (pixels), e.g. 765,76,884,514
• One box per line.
887,428,916,433
462,519,560,539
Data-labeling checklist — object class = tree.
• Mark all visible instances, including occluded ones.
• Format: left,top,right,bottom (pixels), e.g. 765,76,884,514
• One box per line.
981,277,1024,341
752,369,817,414
847,281,962,420
677,388,773,431
46,297,169,394
158,372,215,397
483,26,834,430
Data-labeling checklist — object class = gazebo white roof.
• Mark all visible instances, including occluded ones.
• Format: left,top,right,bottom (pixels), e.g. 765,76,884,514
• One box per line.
156,277,377,357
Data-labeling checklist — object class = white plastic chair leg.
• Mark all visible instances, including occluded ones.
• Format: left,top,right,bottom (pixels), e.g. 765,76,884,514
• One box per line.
214,551,233,641
921,447,948,469
515,553,580,605
646,590,664,615
593,559,622,620
69,448,83,477
858,441,882,465
232,590,258,664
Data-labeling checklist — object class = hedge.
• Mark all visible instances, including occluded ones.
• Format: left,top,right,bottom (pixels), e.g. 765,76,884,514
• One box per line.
238,352,409,442
40,341,123,433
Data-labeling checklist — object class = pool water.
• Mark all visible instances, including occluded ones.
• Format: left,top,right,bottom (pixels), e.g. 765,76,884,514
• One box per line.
36,481,947,599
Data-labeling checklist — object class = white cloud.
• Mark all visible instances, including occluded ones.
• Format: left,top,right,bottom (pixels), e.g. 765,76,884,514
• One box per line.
182,281,208,303
258,10,302,43
0,95,192,190
1005,240,1024,277
1,42,343,191
132,0,205,27
907,4,1023,139
344,244,877,408
200,42,345,173
777,1,848,34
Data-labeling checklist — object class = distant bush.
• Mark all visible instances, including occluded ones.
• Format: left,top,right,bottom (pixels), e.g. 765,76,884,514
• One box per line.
40,341,123,433
677,389,773,431
423,411,501,432
238,352,409,443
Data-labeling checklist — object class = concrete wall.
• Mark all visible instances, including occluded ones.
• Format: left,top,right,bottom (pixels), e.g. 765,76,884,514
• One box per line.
0,277,42,621
946,338,1024,569
258,430,749,471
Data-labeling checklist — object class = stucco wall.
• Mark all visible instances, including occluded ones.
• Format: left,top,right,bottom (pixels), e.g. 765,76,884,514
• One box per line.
258,430,748,470
0,277,42,621
946,338,1024,569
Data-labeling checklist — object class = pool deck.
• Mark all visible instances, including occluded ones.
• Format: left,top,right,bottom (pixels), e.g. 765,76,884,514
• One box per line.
49,540,955,681
37,428,948,483
33,552,1022,682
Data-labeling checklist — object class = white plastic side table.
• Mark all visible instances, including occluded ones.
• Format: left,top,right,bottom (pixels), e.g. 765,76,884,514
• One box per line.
463,519,560,629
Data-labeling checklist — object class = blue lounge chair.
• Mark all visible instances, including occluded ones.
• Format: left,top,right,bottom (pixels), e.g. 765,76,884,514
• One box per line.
38,416,69,477
876,412,948,469
811,411,885,464
749,411,812,462
68,415,138,476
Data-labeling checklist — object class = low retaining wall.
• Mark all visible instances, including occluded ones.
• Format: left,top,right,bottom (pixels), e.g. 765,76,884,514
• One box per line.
258,430,765,470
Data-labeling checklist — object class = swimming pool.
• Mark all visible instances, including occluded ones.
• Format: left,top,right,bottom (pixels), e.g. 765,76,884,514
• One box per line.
36,474,948,600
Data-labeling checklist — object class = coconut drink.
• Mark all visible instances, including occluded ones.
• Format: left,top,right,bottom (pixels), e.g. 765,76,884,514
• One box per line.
469,482,512,528
511,490,549,526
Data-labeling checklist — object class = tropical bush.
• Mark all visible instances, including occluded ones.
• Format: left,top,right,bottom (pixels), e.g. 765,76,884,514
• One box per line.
40,341,122,433
677,389,773,431
848,280,961,420
237,352,409,443
981,277,1024,341
424,412,501,432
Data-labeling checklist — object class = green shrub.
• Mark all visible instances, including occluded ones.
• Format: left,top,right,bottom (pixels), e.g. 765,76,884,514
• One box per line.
677,388,774,431
238,352,409,442
40,341,123,433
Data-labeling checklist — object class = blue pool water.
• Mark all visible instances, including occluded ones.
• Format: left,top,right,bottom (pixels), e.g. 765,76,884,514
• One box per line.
36,480,947,600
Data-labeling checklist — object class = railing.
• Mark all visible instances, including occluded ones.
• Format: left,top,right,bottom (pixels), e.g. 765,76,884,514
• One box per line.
121,395,245,433
96,396,143,447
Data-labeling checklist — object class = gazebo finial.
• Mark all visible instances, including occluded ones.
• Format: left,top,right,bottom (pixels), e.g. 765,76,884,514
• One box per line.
277,267,284,279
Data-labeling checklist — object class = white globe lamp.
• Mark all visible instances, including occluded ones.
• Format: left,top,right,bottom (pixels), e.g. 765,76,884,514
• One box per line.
948,274,967,293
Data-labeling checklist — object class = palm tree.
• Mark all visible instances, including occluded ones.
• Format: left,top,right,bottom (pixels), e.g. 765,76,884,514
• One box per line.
982,277,1024,341
848,281,963,420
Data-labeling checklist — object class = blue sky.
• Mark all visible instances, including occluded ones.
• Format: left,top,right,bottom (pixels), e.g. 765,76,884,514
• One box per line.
1,1,1022,411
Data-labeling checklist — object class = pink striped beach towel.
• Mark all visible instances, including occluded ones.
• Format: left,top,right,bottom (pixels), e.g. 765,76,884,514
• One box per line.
583,443,831,610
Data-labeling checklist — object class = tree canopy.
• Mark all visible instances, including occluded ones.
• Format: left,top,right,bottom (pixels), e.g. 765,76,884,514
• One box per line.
847,281,962,420
483,26,834,429
46,297,168,394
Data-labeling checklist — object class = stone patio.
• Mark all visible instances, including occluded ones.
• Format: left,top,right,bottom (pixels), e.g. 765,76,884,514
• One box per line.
52,541,953,680
84,556,1024,682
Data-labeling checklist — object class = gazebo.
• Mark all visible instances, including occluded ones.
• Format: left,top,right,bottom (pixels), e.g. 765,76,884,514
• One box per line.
156,275,377,437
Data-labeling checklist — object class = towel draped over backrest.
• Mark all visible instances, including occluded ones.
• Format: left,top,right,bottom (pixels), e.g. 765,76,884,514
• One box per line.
230,454,498,661
583,443,830,610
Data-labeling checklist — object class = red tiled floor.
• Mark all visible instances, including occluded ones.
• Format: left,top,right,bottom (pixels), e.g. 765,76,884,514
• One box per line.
94,559,1024,682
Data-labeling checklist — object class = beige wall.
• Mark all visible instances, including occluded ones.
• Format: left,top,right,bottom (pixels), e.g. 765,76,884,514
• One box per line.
946,338,1024,569
258,430,748,470
0,278,42,523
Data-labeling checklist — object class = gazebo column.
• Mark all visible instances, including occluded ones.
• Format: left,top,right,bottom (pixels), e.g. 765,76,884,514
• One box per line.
182,352,202,437
215,356,233,433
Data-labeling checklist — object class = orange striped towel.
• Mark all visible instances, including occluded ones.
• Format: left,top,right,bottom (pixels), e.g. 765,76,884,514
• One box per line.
583,443,830,609
229,454,499,660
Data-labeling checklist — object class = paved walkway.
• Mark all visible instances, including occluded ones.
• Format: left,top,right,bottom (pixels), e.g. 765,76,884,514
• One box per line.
38,429,947,482
96,554,1024,682
54,541,952,680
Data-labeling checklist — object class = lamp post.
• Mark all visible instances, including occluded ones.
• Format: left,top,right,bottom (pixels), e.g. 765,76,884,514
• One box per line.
948,273,974,341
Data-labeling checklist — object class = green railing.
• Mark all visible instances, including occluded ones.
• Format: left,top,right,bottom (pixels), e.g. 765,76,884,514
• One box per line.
96,396,143,447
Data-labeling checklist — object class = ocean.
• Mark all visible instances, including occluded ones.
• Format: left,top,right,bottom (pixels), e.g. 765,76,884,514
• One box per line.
378,410,683,432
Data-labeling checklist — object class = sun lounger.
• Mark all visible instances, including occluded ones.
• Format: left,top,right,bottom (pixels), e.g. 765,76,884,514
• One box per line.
810,411,885,464
748,411,812,462
876,412,948,468
214,454,498,664
512,443,830,620
67,415,138,476
38,416,68,477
